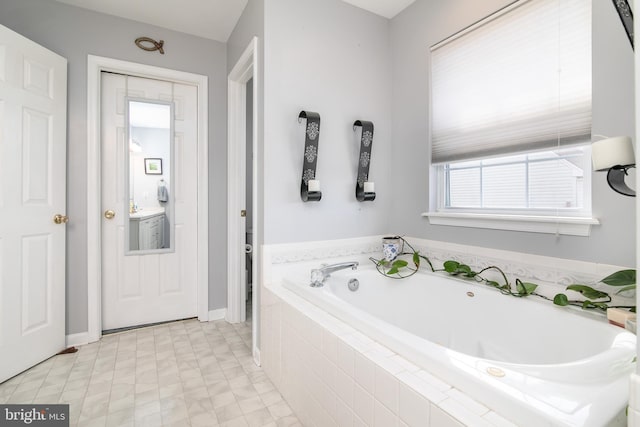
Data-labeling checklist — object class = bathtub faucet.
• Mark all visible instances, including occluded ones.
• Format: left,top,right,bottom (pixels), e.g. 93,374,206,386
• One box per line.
310,261,359,287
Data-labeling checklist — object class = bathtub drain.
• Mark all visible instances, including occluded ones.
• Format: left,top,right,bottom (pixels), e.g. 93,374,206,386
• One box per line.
348,278,359,292
466,291,475,297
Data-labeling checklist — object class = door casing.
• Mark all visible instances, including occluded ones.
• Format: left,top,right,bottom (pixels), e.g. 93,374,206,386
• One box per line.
227,37,260,365
86,55,209,343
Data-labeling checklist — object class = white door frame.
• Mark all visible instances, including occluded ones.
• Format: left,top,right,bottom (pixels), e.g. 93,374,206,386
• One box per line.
227,38,260,361
86,55,209,343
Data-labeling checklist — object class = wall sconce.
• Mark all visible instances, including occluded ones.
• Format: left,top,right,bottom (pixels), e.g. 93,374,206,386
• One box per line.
592,136,635,197
353,120,376,201
298,111,322,202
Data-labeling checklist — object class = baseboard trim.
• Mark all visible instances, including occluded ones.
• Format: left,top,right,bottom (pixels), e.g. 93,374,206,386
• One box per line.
66,332,90,348
208,308,227,321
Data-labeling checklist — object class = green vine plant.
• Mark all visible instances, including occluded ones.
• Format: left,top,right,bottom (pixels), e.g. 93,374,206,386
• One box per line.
370,237,636,313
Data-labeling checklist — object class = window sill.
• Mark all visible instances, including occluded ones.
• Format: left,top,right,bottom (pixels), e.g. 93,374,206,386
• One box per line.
422,212,600,237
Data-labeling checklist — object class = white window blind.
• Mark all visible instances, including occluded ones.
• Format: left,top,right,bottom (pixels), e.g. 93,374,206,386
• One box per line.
430,0,592,164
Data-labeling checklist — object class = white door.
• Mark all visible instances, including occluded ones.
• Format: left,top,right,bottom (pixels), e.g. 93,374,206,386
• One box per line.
0,25,67,382
101,73,198,330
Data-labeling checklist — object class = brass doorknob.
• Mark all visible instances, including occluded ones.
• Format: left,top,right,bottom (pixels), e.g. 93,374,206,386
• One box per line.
104,210,116,220
53,214,69,224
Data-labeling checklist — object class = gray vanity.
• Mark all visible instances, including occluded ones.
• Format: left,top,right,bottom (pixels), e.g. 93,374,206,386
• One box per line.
129,207,166,250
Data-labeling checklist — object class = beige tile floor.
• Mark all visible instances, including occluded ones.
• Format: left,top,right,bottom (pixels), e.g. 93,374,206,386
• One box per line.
0,315,301,427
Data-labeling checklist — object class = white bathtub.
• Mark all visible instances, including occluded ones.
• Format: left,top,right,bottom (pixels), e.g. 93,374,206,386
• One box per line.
282,264,636,427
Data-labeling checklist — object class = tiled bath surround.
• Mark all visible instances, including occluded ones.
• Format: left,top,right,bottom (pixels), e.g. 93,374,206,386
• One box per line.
261,284,515,426
265,236,634,308
629,374,640,426
260,236,634,426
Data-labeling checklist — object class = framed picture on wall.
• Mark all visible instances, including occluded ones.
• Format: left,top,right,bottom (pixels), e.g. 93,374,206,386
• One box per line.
144,158,163,175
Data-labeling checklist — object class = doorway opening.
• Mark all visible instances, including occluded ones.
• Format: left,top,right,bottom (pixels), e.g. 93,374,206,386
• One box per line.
86,56,209,343
245,77,254,325
227,38,260,365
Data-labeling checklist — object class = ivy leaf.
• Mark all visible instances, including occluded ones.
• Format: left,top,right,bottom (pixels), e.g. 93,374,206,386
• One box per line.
443,261,460,273
486,280,500,288
553,294,569,306
387,267,399,275
413,252,421,269
566,285,609,300
616,285,637,295
378,259,390,268
457,264,476,278
392,260,408,269
581,300,609,311
601,270,636,287
516,280,537,296
443,261,477,277
458,264,471,273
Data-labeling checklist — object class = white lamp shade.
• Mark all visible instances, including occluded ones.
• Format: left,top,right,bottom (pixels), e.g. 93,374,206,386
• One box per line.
592,136,635,171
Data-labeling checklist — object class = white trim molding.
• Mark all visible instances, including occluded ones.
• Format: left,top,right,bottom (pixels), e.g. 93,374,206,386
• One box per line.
253,347,261,367
227,37,259,325
423,211,600,237
65,332,90,348
226,37,261,367
208,308,227,321
86,55,209,344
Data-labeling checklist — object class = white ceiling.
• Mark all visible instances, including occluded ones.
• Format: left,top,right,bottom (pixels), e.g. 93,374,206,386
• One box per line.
53,0,416,42
341,0,416,19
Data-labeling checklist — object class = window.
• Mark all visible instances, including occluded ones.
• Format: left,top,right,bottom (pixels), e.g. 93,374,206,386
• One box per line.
427,0,597,235
444,147,588,212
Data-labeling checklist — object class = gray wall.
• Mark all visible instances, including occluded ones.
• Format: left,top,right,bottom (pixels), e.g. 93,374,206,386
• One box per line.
228,0,265,73
0,0,229,334
389,0,636,267
263,0,393,244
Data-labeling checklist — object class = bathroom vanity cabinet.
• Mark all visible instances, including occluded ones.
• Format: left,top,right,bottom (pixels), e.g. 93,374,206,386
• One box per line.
129,208,165,250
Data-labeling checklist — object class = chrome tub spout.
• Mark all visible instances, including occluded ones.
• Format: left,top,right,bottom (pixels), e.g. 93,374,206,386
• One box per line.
310,261,359,287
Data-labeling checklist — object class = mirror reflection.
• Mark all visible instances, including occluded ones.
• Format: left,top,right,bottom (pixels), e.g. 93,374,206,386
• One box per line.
126,99,173,253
